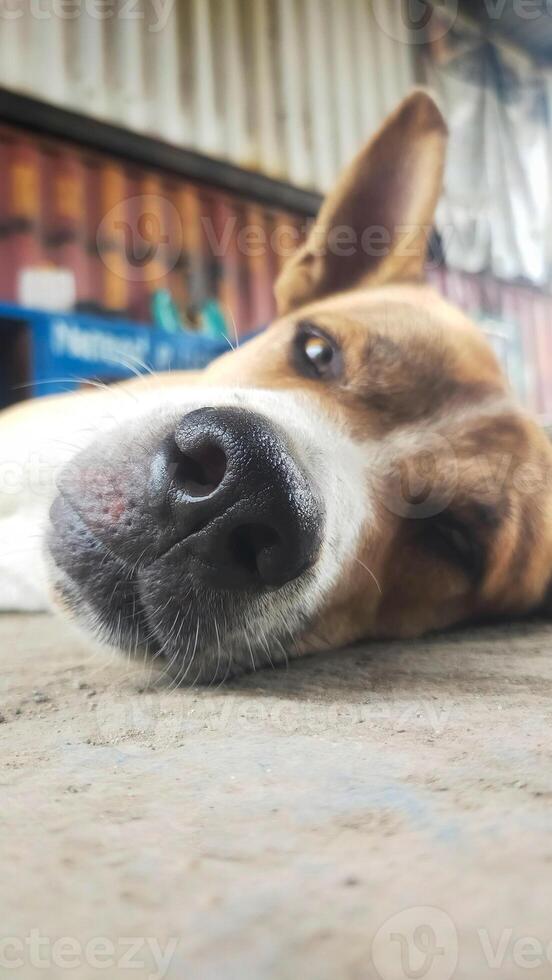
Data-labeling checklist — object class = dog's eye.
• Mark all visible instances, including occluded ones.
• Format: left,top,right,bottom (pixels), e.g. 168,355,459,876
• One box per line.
304,336,334,370
294,324,340,379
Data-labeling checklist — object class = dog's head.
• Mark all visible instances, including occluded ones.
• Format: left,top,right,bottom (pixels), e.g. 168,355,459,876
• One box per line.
47,92,552,682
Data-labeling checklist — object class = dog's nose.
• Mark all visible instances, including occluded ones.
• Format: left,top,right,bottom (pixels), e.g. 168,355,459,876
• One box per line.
147,406,322,589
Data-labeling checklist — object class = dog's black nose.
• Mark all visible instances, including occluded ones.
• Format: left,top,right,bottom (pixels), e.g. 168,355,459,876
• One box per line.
148,406,322,589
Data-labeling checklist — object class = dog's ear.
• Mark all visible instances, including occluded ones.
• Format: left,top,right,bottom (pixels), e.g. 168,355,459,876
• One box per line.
274,90,448,316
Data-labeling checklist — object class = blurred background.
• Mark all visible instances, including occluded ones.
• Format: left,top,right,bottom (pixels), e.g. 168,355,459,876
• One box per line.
0,0,550,420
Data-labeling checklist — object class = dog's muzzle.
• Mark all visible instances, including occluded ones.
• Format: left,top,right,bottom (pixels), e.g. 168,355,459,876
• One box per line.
46,405,324,680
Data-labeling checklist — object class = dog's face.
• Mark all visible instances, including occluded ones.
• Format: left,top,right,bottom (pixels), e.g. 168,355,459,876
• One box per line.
47,93,552,682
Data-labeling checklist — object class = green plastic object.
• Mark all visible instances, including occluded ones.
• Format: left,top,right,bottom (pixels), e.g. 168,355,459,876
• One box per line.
200,299,229,340
151,289,184,334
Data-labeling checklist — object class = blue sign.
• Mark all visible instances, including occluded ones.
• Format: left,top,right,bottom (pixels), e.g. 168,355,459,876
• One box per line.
0,303,230,403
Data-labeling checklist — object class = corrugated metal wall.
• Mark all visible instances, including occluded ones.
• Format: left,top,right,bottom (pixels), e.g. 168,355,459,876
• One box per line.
0,0,417,190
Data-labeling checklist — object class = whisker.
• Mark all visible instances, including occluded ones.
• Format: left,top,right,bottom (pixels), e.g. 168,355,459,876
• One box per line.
114,351,156,378
245,634,257,673
11,377,139,403
219,303,240,351
353,557,382,594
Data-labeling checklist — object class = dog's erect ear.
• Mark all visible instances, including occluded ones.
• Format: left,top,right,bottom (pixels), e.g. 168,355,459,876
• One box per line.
274,90,448,316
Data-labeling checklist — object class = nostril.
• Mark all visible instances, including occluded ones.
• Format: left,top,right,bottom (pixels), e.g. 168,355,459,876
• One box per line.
229,523,282,578
173,441,227,499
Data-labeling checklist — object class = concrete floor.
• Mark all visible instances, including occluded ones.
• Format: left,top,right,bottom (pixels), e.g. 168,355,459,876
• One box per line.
2,613,552,980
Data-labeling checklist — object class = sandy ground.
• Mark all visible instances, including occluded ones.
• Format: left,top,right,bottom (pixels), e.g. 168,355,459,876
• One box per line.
2,613,552,980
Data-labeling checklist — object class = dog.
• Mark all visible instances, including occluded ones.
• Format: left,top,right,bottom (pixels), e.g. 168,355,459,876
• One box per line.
1,90,552,683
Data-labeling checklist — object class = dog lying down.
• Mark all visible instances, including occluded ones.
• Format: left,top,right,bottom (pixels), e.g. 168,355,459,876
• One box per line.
1,91,551,683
